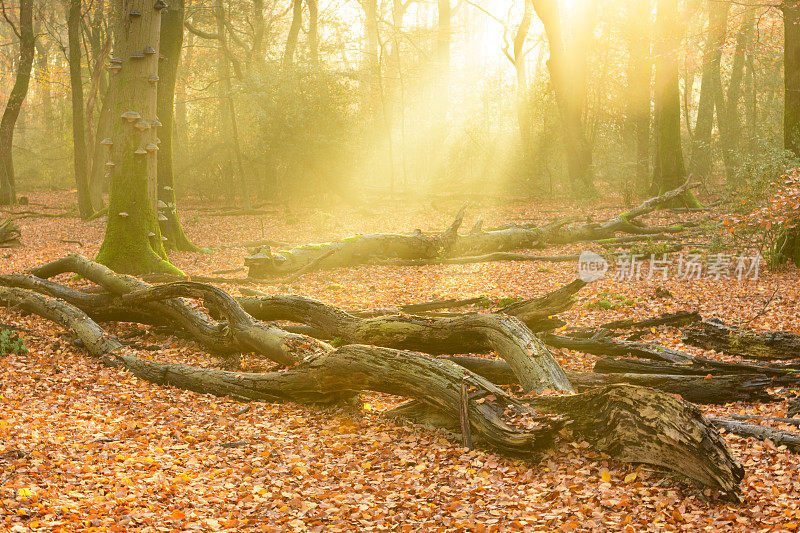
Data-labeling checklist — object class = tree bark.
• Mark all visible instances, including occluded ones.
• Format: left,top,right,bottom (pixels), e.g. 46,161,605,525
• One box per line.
67,0,95,219
213,0,251,211
688,0,728,180
0,0,34,205
156,0,198,251
307,0,318,65
0,282,746,496
683,318,800,361
245,183,692,277
776,2,800,266
624,0,651,193
282,0,303,68
531,0,594,196
651,0,700,207
95,0,180,275
0,219,21,247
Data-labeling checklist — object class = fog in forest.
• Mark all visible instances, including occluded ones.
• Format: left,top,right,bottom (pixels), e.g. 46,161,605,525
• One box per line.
0,0,788,207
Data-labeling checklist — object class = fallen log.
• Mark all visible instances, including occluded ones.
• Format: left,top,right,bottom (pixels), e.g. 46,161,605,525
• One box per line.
245,206,467,278
6,258,331,364
245,182,695,278
549,335,800,376
727,413,800,427
236,294,572,393
392,383,744,495
442,355,783,404
684,318,800,361
540,333,694,364
0,218,21,248
8,255,573,392
598,310,702,331
0,279,744,495
709,418,800,452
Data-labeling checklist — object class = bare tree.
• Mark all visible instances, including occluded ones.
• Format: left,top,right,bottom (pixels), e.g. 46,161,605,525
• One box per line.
0,0,35,205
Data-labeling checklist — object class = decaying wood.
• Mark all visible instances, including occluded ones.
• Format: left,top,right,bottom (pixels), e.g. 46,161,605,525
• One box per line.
237,294,572,393
8,255,572,392
541,332,694,364
728,413,800,427
598,310,701,331
245,182,695,278
245,206,468,278
684,318,800,361
595,353,800,379
529,385,744,495
6,257,330,363
393,384,744,495
0,262,747,495
709,417,800,452
790,398,800,418
442,355,784,404
0,218,21,248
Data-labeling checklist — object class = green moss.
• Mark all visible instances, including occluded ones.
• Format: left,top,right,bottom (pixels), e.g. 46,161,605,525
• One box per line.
96,142,184,275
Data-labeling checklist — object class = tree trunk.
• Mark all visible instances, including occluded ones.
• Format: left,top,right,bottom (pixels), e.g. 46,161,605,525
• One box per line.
651,0,700,206
624,0,651,193
719,9,753,179
689,0,728,180
156,0,197,252
34,37,53,136
513,0,534,180
683,318,800,361
95,0,180,275
531,0,594,196
68,0,95,219
308,0,319,65
776,2,800,266
89,86,113,210
245,184,692,277
435,0,450,127
362,0,380,113
282,0,303,68
0,0,34,205
213,0,251,211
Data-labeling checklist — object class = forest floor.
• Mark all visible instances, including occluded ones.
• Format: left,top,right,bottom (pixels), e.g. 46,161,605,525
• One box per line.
2,192,800,532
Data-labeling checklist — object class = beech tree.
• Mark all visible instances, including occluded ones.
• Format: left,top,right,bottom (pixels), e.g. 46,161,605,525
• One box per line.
0,0,34,205
651,0,701,206
95,0,180,274
776,0,800,265
156,0,198,251
531,0,595,196
67,0,95,218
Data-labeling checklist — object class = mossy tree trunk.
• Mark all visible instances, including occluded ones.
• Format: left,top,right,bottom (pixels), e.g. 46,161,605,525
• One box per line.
156,0,198,251
777,1,800,266
67,0,95,219
651,0,701,207
0,0,34,206
95,0,181,275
